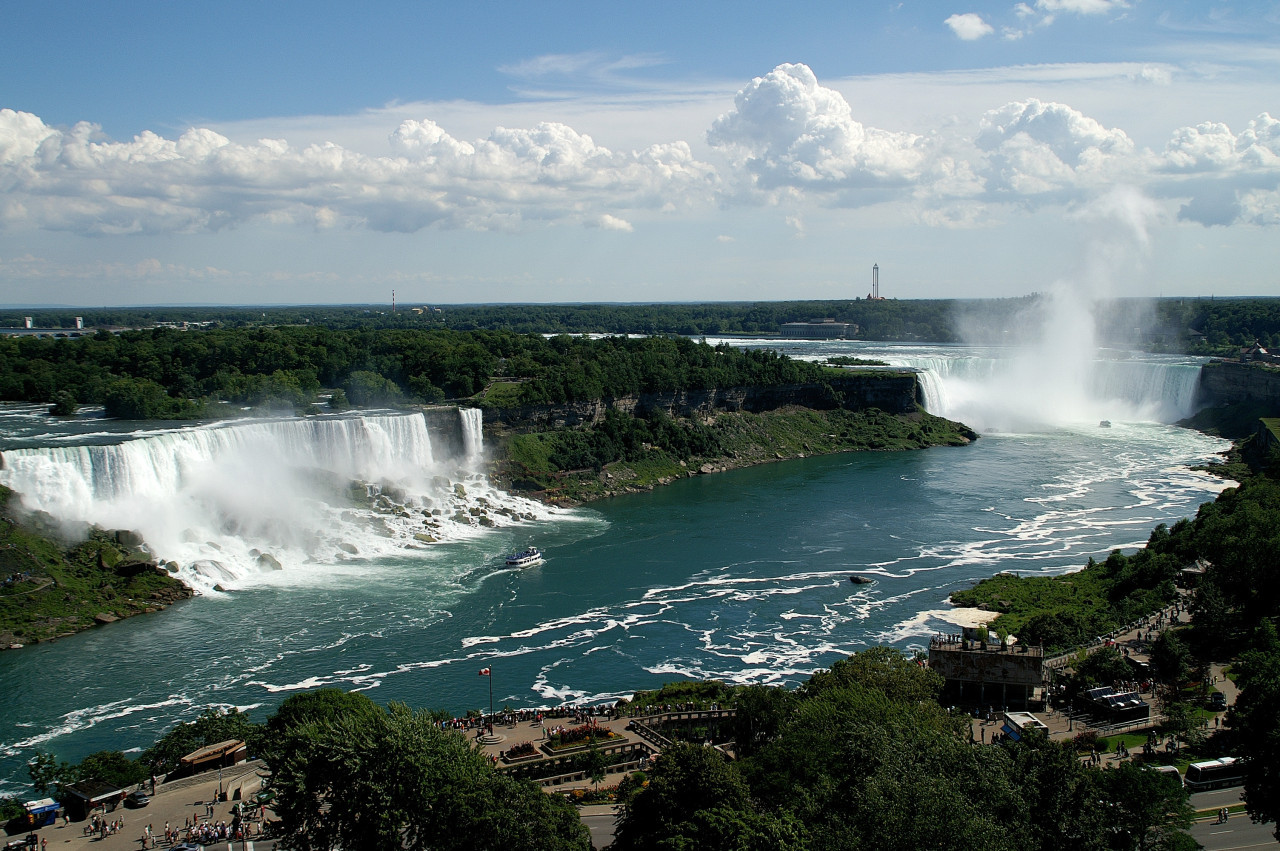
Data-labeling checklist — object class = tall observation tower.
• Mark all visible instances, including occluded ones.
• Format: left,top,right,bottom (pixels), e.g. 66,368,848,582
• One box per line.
872,263,880,299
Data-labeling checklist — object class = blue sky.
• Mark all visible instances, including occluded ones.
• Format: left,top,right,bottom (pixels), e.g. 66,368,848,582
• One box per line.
1,0,1278,306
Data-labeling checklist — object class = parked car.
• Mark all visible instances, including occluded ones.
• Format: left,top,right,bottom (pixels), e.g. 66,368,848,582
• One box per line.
124,790,150,808
170,843,201,851
1210,692,1228,710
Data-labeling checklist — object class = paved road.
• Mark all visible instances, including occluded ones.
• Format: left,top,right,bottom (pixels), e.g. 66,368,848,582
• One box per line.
1190,789,1279,850
1191,815,1279,849
579,805,618,849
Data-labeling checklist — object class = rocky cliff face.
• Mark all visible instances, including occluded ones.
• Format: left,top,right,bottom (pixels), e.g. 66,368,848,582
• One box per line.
487,373,921,430
1198,361,1280,408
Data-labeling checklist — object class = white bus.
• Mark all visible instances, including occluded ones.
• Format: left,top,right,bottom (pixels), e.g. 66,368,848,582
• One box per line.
1184,757,1243,791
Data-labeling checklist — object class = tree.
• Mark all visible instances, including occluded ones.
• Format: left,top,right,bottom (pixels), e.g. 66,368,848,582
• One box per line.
344,370,403,407
1097,761,1194,851
103,377,173,419
1149,630,1191,686
27,751,70,796
729,684,793,759
798,646,942,703
612,742,803,851
1073,646,1132,696
1227,620,1280,839
577,743,608,792
72,750,147,788
140,707,263,776
266,699,589,851
49,390,77,416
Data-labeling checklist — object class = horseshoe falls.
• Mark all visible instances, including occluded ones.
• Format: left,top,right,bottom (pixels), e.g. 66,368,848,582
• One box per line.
0,344,1233,796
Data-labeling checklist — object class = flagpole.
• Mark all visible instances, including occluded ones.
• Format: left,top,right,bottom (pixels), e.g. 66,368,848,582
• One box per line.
489,669,494,721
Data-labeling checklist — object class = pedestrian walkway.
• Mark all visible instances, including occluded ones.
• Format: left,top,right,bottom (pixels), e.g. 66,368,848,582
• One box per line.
968,594,1234,769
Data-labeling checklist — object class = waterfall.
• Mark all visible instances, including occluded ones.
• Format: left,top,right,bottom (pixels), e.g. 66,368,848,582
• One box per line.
459,408,484,460
0,411,552,592
885,349,1204,432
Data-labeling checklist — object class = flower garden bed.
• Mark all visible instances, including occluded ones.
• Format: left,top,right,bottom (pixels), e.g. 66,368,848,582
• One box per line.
540,724,623,754
502,742,543,763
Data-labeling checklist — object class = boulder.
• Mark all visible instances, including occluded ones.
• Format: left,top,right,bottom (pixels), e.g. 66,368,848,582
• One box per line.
257,553,283,571
93,612,118,625
848,575,876,585
115,529,146,549
338,543,359,555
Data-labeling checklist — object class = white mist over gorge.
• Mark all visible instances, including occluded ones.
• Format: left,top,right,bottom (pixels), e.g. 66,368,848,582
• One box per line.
0,409,558,594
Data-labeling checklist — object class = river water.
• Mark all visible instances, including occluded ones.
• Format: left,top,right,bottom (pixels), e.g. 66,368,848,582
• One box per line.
0,341,1232,795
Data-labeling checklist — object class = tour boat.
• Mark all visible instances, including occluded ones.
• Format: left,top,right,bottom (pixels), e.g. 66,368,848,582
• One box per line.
505,547,544,567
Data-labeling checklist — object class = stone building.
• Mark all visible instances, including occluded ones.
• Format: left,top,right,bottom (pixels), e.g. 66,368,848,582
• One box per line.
928,631,1046,710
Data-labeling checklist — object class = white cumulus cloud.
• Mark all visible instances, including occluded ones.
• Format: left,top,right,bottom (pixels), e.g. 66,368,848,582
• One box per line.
1157,113,1280,226
976,99,1134,194
0,108,717,236
1035,0,1128,14
593,214,634,231
706,63,929,199
945,13,995,40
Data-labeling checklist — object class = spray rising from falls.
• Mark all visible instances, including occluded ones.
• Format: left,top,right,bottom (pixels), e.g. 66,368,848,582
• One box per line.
901,350,1205,433
0,410,555,592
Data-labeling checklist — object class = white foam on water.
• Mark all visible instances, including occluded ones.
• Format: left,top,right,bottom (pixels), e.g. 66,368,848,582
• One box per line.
0,409,566,593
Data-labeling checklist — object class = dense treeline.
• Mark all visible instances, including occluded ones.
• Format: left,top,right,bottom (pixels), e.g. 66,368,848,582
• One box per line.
6,296,1277,353
950,521,1192,654
612,650,1194,851
0,327,838,418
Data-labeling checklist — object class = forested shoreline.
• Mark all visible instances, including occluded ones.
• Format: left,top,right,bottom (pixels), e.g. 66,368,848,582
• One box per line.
4,294,1279,356
0,327,847,417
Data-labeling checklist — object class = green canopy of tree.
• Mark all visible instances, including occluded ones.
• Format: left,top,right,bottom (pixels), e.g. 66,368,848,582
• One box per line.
613,648,1196,851
264,696,589,851
139,707,263,776
0,326,847,418
1227,621,1280,840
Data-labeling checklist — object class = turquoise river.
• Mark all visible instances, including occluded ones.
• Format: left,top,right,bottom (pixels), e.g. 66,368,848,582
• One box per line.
0,340,1234,794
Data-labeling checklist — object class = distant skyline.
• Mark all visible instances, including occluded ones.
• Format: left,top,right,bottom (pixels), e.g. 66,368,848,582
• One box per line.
1,1,1278,306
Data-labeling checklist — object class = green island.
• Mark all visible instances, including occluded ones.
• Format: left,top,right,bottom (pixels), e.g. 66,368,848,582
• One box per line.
2,298,1279,848
0,487,191,647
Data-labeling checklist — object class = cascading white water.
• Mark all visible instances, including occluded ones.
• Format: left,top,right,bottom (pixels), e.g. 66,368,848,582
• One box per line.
459,407,484,460
886,349,1204,433
0,410,553,593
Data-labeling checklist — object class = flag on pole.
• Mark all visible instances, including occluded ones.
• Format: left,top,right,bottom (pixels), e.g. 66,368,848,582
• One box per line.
478,667,491,676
